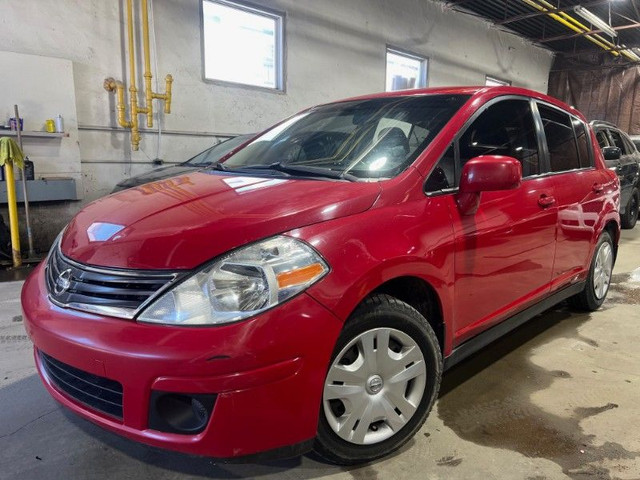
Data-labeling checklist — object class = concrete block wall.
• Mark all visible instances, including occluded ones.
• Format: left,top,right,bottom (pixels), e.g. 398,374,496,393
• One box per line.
0,0,554,253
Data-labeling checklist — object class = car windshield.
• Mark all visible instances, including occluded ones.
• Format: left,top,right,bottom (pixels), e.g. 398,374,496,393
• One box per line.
222,94,470,180
186,134,253,166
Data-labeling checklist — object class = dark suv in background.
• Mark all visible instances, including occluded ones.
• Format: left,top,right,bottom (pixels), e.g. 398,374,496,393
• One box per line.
591,121,640,229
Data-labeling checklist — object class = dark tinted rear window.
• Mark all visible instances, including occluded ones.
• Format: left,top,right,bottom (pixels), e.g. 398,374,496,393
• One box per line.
539,105,580,172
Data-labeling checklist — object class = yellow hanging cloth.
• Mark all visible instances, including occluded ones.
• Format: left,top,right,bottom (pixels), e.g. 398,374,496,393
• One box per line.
0,137,25,169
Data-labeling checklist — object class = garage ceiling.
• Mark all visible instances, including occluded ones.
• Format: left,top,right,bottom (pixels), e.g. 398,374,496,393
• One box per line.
443,0,640,68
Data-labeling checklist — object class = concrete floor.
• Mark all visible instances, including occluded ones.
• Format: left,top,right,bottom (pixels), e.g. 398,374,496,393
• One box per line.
1,229,639,480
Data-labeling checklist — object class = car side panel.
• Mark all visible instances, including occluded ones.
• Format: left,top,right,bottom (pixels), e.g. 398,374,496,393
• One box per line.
299,169,458,356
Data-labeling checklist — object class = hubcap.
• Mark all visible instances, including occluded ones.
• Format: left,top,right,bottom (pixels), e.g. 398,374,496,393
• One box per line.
593,241,613,300
323,328,427,445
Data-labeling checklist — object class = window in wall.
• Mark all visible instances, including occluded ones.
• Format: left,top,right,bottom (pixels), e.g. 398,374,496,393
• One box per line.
459,99,540,177
539,104,580,172
202,0,283,90
485,76,511,87
385,48,428,91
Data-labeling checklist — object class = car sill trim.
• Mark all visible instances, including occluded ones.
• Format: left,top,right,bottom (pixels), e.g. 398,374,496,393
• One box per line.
444,281,586,370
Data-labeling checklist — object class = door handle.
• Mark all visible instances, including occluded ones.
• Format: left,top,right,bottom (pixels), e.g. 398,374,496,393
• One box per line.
592,183,604,193
538,194,556,208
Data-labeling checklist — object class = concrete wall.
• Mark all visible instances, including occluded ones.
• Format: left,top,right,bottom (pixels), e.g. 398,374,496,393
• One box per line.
0,0,554,252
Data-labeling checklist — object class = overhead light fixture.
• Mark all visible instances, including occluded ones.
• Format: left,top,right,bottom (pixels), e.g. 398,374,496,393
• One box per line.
573,6,618,37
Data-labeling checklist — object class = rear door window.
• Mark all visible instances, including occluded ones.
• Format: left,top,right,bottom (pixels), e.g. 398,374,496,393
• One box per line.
538,104,580,172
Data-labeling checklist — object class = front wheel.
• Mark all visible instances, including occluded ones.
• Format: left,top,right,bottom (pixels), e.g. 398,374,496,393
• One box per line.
314,294,442,465
569,231,614,311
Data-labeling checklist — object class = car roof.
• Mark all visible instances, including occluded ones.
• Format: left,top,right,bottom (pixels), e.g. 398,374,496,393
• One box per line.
589,120,620,129
324,86,583,121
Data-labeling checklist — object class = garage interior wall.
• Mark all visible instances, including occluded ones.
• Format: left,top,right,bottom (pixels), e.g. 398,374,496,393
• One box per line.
0,0,553,251
548,60,640,135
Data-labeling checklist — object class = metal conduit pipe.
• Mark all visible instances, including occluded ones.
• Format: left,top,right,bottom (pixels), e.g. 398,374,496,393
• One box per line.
520,0,615,54
534,0,638,62
520,0,638,62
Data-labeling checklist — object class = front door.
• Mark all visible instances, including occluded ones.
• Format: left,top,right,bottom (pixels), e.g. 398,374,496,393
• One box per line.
426,98,558,345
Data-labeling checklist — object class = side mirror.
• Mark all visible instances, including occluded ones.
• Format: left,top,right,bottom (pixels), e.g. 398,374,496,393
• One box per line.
602,146,621,161
456,155,522,215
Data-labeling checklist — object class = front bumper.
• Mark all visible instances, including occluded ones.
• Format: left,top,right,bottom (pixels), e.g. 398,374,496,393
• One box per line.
22,262,342,458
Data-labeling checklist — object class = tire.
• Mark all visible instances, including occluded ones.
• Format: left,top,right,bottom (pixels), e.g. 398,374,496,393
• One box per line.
314,294,442,465
621,188,639,229
569,231,614,311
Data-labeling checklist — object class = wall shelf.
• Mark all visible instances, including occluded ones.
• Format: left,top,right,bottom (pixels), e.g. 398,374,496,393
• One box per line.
0,130,69,138
0,178,77,203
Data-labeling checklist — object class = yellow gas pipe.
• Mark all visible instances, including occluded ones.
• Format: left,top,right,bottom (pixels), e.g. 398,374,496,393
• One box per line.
4,163,21,267
104,0,172,151
521,0,638,62
535,0,638,62
520,0,616,55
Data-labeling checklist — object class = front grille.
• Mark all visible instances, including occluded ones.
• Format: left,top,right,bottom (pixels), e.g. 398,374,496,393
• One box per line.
40,351,124,420
45,245,179,319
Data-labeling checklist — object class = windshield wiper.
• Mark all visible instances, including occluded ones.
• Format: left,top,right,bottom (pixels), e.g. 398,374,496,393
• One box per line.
210,162,228,171
237,162,357,181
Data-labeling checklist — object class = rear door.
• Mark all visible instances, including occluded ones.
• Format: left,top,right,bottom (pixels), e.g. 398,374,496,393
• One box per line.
425,98,558,344
537,104,609,291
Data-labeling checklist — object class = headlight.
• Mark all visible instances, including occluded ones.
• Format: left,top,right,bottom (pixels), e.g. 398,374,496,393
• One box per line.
138,236,329,326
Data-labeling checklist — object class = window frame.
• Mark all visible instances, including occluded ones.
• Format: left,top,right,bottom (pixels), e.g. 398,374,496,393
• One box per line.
385,46,429,92
200,0,286,92
424,96,597,196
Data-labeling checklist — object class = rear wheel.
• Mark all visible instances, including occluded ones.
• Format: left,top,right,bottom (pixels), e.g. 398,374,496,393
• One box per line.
314,294,442,465
621,188,639,229
569,231,614,311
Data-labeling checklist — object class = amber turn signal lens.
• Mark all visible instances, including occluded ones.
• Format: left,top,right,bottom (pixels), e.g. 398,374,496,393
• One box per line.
276,263,326,289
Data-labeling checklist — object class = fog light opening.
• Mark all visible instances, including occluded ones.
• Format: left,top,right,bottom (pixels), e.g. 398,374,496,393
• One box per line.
149,391,216,434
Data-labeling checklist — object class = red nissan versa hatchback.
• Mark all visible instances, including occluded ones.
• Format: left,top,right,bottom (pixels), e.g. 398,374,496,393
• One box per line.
22,86,620,465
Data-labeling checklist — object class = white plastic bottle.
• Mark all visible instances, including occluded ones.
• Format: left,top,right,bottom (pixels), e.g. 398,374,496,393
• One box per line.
54,114,64,133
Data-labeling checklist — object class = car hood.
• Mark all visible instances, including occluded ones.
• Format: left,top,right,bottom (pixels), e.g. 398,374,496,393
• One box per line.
113,165,197,191
62,171,381,270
